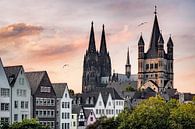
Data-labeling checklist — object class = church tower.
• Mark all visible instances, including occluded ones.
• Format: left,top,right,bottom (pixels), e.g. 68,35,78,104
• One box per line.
137,6,174,92
98,24,111,78
82,22,101,93
125,47,131,78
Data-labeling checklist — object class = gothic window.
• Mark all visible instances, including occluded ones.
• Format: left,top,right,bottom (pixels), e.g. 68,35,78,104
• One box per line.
146,64,149,70
150,64,153,69
155,63,158,69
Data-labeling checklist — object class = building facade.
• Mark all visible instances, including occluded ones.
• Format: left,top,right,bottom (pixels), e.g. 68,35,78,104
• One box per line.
52,83,72,129
82,22,111,93
4,66,31,124
0,59,11,124
137,7,174,92
26,71,57,129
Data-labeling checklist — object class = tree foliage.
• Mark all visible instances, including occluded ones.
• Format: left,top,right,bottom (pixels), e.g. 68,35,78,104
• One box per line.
0,119,49,129
87,96,195,129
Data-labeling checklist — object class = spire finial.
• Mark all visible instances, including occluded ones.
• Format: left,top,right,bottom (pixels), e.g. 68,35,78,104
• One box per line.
154,5,157,15
103,24,104,29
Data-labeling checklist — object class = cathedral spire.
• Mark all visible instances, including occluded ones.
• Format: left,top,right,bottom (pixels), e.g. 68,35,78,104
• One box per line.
149,5,160,50
88,21,96,52
100,24,107,54
126,47,130,65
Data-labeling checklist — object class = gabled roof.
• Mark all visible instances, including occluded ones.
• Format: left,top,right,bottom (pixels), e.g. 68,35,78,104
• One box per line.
74,92,100,107
94,87,123,100
52,83,67,98
72,105,82,115
4,65,23,86
84,109,93,118
25,71,45,94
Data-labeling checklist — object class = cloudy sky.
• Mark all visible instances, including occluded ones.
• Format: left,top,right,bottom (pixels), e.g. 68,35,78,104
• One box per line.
0,0,195,93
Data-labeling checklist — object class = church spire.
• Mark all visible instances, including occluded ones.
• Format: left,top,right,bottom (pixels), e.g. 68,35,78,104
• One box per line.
88,21,96,52
100,24,107,54
126,47,130,65
149,5,160,50
125,47,131,78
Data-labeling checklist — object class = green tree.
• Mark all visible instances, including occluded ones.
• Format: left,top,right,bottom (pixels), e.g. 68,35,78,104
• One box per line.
169,103,195,129
9,119,49,129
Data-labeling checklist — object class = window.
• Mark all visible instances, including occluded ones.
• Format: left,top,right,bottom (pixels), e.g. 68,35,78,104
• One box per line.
21,101,24,109
62,102,65,108
14,114,18,122
90,117,93,121
72,115,74,119
1,103,9,111
51,99,55,106
40,86,51,93
155,63,158,69
62,112,65,119
1,88,9,97
0,117,9,124
96,109,98,114
65,94,67,98
150,64,153,69
146,64,149,70
73,122,76,126
19,78,24,85
25,101,28,109
14,101,18,108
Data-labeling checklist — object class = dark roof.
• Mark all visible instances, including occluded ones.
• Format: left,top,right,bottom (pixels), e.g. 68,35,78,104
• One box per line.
183,93,195,101
138,35,145,45
146,14,161,59
94,87,123,100
74,92,99,107
25,71,45,94
84,109,93,118
52,83,67,98
4,65,23,86
72,105,82,114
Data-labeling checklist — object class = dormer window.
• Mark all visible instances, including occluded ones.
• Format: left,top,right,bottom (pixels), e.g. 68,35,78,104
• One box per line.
40,86,51,93
90,97,94,104
99,101,102,106
65,94,67,98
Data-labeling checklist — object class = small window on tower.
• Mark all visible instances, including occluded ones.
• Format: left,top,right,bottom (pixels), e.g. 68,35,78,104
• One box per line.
155,63,158,69
150,64,153,69
146,64,149,70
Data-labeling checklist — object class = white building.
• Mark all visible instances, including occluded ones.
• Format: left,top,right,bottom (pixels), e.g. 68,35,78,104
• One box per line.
4,65,31,123
52,83,72,129
73,87,124,121
0,58,10,124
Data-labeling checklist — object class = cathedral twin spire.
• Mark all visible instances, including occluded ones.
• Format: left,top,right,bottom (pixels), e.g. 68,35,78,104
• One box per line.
88,21,108,54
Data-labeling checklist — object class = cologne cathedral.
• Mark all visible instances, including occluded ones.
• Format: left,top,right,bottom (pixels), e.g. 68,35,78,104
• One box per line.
82,22,111,93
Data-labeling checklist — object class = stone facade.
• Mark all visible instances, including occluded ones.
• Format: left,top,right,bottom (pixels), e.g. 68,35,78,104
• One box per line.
137,8,174,92
82,22,111,93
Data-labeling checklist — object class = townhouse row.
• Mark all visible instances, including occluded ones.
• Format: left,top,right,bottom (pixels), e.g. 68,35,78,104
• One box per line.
0,58,124,129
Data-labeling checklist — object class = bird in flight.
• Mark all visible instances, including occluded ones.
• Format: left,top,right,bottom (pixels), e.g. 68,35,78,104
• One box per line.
138,22,148,27
63,64,69,68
